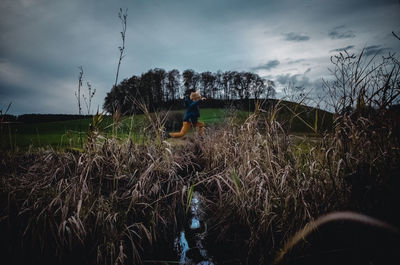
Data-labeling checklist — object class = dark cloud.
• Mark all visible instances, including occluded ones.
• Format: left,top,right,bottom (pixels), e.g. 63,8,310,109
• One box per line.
363,45,387,56
0,83,30,98
274,72,325,102
276,73,298,85
287,59,307,65
0,0,399,114
275,72,319,90
0,81,77,115
283,32,310,42
251,60,280,71
330,45,355,52
329,26,356,39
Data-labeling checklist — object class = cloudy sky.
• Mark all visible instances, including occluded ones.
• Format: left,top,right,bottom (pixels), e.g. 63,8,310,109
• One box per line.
1,0,399,114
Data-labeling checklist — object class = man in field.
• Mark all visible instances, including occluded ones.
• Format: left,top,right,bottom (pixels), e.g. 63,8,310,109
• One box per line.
169,90,206,138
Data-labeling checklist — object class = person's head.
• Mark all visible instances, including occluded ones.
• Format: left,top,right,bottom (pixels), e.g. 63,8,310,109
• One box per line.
185,89,196,97
190,90,202,101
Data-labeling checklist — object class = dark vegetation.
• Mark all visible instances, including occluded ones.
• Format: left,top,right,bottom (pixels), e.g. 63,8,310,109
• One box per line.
104,69,276,114
0,49,399,265
2,114,94,123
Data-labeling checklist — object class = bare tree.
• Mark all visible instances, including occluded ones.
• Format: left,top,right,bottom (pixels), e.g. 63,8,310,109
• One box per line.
166,69,181,101
114,8,128,88
75,66,83,115
322,49,400,114
265,79,276,99
83,82,96,115
74,66,84,146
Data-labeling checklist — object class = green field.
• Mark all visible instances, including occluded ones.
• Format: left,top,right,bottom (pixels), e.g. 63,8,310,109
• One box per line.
1,104,333,151
0,108,250,150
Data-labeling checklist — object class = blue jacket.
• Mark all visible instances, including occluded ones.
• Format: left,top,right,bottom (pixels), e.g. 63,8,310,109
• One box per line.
183,97,200,123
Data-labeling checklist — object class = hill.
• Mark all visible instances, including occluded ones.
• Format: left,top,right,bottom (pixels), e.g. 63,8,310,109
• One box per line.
0,102,334,150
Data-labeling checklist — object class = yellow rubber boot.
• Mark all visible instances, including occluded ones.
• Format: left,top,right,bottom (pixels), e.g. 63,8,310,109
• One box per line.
196,122,205,136
169,122,191,138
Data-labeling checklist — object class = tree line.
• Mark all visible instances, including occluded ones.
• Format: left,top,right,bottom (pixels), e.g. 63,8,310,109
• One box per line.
103,69,276,114
1,114,94,123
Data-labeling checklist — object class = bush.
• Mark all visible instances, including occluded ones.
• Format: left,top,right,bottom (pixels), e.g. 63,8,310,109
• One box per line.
0,138,196,265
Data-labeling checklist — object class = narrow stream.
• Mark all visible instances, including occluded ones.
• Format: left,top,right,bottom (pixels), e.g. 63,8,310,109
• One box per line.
174,191,214,265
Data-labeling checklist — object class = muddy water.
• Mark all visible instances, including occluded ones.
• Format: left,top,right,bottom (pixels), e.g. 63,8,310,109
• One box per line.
174,191,214,265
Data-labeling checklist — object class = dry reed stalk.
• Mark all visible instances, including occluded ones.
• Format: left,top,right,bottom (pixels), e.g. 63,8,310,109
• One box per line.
196,109,344,263
0,132,196,264
273,211,400,264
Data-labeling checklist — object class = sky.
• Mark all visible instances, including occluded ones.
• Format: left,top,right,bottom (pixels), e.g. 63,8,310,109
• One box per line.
0,0,399,114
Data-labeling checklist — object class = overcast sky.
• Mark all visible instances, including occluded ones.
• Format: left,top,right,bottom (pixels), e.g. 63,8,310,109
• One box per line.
1,0,399,114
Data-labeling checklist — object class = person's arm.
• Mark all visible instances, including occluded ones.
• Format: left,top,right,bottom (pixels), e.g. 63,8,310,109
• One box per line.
188,100,199,109
184,97,190,108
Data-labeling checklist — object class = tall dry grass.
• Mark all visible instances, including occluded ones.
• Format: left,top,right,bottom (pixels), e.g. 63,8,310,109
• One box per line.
1,51,399,265
195,51,400,264
0,131,196,264
196,106,345,264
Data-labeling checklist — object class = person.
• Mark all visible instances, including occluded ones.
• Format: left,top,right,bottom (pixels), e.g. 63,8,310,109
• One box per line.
169,90,206,138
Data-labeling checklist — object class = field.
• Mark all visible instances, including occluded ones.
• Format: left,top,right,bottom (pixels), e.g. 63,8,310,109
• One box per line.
1,51,400,265
0,108,249,150
0,102,334,152
1,98,399,265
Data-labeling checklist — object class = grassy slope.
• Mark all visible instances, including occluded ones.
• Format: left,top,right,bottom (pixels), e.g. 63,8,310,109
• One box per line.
0,108,245,149
2,118,91,148
0,105,333,150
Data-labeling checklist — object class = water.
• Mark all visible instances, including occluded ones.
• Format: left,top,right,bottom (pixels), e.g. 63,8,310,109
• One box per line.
174,231,190,264
174,191,214,265
190,218,200,230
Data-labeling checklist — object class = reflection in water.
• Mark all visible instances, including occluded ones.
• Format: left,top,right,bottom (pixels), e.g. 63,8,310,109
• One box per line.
174,191,214,265
190,217,200,229
175,231,190,264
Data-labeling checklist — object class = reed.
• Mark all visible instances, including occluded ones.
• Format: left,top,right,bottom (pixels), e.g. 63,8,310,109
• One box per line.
0,51,399,264
196,51,400,264
0,129,196,264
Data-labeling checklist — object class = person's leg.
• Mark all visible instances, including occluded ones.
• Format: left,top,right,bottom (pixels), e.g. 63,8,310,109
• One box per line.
169,121,192,138
195,121,205,136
